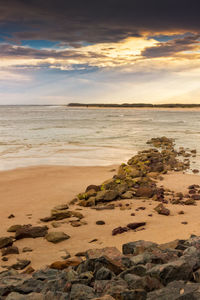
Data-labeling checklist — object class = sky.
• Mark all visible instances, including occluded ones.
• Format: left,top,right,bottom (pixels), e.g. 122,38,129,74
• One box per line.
0,0,200,104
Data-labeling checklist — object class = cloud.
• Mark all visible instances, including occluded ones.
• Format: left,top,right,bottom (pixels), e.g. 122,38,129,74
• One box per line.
0,0,200,44
141,34,200,58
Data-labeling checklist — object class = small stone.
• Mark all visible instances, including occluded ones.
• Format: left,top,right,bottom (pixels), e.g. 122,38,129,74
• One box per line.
2,257,8,261
11,259,31,270
181,221,188,225
7,225,22,232
154,203,170,216
45,232,70,243
131,213,135,216
22,247,33,252
51,221,62,228
1,246,19,256
70,220,81,227
127,222,146,230
22,266,35,274
178,210,184,214
89,238,98,243
112,226,129,236
0,237,13,249
8,214,15,219
148,214,153,217
192,169,199,173
49,256,82,270
96,220,105,225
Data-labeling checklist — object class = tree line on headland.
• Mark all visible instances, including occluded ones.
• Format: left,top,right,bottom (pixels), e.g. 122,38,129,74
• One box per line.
68,103,200,108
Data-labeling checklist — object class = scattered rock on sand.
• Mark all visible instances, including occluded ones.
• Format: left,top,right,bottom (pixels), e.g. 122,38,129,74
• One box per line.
22,247,33,253
8,214,15,219
49,256,82,270
96,220,105,225
112,227,129,236
7,225,23,232
1,246,19,256
11,259,31,270
154,203,170,216
0,237,13,249
45,232,70,243
127,222,146,230
15,225,48,239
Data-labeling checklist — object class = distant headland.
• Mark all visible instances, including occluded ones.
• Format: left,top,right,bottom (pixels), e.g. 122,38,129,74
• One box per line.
68,103,200,108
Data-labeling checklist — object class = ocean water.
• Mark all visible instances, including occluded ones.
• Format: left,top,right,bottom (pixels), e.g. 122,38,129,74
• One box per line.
0,105,200,171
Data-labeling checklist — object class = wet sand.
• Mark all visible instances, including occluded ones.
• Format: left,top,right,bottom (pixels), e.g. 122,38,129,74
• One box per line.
0,165,200,271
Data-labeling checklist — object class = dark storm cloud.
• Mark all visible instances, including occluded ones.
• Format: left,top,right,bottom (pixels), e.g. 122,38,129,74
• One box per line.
141,34,200,58
0,0,200,44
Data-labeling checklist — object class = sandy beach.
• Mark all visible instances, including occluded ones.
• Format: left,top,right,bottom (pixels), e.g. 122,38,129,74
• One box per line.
0,165,200,272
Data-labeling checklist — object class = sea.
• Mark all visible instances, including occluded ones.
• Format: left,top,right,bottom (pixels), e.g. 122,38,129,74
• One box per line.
0,105,200,171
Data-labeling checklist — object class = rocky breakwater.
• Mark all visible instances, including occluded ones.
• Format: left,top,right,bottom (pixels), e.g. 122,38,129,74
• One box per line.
2,235,200,299
75,137,196,210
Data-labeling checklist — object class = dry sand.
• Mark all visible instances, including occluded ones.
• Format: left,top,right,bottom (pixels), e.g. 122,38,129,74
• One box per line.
0,165,200,271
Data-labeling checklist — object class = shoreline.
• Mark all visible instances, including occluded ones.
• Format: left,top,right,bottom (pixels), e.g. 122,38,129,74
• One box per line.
1,164,200,271
67,106,200,112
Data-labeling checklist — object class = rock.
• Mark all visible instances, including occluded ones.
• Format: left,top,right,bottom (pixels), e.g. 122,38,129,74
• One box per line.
124,273,162,292
96,190,119,202
41,210,84,222
93,296,115,300
8,214,15,219
184,199,196,205
52,204,69,210
120,289,147,300
147,280,200,300
154,203,170,216
7,225,23,232
2,257,8,261
45,232,70,243
193,169,199,173
11,259,31,270
136,186,155,198
122,240,158,255
191,194,200,200
89,239,98,243
22,266,35,274
70,220,81,227
147,259,194,285
178,210,184,214
112,226,129,235
121,191,133,199
22,247,33,252
0,237,13,249
127,222,146,230
70,283,95,300
49,256,82,269
85,184,100,192
95,267,114,280
15,225,48,239
1,246,19,256
51,221,62,228
86,247,123,261
6,292,44,300
96,220,105,225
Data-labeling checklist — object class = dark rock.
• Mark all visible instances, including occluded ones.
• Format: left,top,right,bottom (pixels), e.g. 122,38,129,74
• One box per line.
45,232,70,243
8,214,15,219
11,259,31,270
124,273,163,292
0,237,13,249
147,258,195,285
15,225,48,239
1,246,19,256
154,203,170,216
147,280,200,300
112,226,129,236
95,267,114,280
70,283,95,299
85,185,100,192
96,220,105,225
136,186,155,198
7,225,23,232
120,289,147,300
127,222,146,230
122,240,158,255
